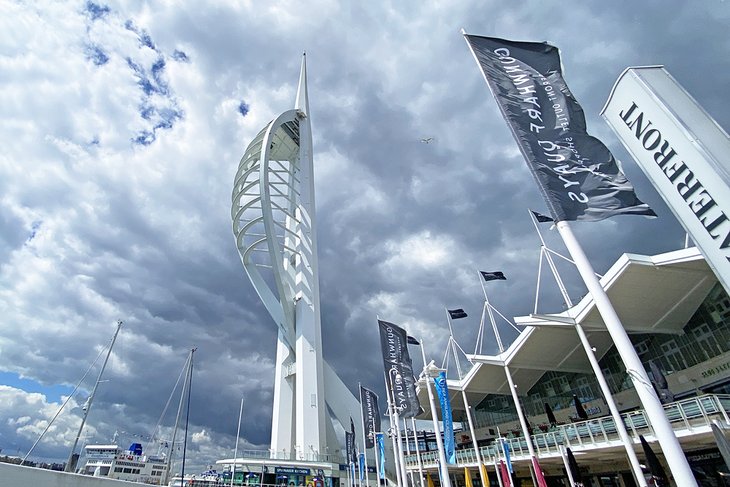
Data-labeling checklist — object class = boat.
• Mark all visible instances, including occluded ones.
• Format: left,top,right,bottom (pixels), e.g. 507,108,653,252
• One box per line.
80,442,168,484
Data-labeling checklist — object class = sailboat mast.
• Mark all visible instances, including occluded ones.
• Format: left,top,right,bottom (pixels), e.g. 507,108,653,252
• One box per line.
65,320,123,472
180,348,195,483
164,348,194,485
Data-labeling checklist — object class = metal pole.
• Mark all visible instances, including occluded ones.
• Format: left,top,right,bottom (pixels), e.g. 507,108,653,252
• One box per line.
180,348,195,484
411,417,425,487
359,384,371,487
480,279,540,474
529,211,647,487
556,220,697,486
232,397,244,487
389,369,410,487
461,395,487,487
384,371,404,487
419,341,452,487
403,417,416,487
65,320,123,472
164,350,192,485
373,425,382,487
558,446,576,487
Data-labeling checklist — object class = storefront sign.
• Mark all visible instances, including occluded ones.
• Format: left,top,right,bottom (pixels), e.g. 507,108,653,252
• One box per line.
602,66,730,294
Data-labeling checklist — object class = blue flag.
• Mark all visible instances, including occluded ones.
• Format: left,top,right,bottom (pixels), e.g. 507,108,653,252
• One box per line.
359,453,365,481
501,439,513,473
376,433,385,479
433,371,456,464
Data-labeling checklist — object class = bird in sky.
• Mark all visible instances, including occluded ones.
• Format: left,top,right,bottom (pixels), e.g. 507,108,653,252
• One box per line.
419,137,434,144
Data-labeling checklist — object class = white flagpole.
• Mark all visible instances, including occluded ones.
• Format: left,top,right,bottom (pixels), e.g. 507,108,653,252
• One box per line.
383,371,404,487
493,457,504,487
389,371,410,487
556,220,698,487
402,417,416,487
445,309,487,487
529,211,647,487
558,446,576,487
461,396,487,487
497,437,514,487
410,417,425,487
373,425,381,487
231,397,244,487
359,384,371,487
419,340,452,487
480,275,540,486
445,311,463,379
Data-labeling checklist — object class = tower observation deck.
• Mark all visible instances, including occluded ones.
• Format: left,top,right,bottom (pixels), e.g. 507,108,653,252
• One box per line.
231,55,360,460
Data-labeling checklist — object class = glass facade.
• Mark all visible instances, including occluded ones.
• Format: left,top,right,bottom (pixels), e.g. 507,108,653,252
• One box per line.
473,283,730,426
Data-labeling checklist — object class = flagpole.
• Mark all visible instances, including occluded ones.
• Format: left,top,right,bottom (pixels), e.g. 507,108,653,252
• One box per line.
556,220,698,486
359,384,371,487
410,417,425,487
445,309,487,487
529,211,647,487
461,398,488,487
419,340,452,487
444,310,463,379
373,425,382,487
479,275,542,487
388,369,410,487
497,438,514,487
383,371,404,487
493,457,504,487
402,417,416,487
558,446,576,487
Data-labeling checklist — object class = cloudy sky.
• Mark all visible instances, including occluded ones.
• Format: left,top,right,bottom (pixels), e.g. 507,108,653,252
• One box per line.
1,0,729,473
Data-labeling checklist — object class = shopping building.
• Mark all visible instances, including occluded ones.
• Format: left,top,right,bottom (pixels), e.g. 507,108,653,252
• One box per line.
405,247,730,487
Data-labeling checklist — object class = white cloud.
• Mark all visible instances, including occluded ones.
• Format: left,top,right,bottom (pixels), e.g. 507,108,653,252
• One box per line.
0,0,726,472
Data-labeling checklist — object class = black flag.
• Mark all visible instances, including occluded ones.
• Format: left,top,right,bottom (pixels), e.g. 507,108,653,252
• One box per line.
531,210,554,223
406,336,420,345
480,271,506,282
377,320,421,418
350,417,357,462
360,386,381,449
447,308,468,320
345,430,355,464
640,435,668,486
465,35,655,222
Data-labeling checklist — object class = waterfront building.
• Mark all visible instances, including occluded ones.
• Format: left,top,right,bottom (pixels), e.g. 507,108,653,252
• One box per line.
406,247,730,487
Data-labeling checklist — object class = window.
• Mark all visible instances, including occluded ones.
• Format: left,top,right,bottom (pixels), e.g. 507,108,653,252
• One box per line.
660,339,688,371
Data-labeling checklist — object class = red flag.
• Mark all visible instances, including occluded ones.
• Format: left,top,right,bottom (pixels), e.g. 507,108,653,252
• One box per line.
498,461,511,487
531,457,548,487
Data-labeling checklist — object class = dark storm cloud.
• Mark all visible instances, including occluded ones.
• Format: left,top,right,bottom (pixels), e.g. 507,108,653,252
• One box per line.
1,0,729,472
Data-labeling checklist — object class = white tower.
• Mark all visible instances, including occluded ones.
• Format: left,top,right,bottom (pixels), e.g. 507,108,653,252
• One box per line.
231,55,359,460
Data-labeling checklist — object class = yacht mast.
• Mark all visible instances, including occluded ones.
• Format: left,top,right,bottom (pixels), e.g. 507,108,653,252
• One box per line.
65,320,123,472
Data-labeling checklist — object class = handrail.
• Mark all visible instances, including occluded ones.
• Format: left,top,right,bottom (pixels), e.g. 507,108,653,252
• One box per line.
404,394,730,468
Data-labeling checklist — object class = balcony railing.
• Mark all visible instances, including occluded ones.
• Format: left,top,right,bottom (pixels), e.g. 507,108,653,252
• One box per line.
405,394,730,468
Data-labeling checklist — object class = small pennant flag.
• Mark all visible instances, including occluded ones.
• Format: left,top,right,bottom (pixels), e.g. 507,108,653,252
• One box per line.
480,271,506,282
531,210,554,223
406,336,420,345
448,308,468,320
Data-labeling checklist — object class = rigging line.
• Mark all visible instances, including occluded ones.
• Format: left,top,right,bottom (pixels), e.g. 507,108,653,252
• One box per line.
488,303,523,334
22,340,108,465
146,355,189,452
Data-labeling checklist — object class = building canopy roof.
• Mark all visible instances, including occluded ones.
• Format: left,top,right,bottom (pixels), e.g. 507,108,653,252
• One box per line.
415,247,716,418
